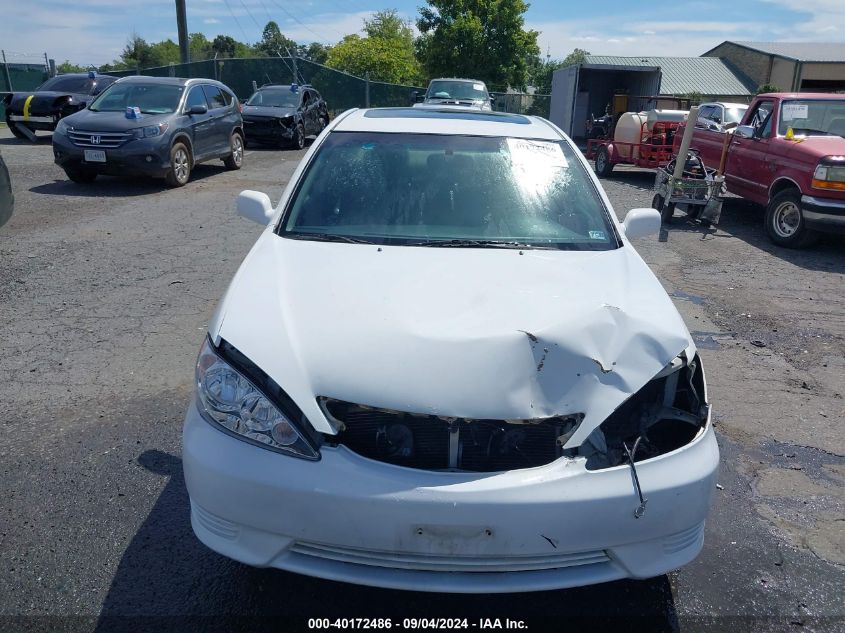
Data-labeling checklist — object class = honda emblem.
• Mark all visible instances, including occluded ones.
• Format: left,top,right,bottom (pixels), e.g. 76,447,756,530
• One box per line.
90,135,101,145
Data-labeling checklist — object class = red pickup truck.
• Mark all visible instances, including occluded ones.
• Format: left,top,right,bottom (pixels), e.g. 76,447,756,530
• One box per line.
676,93,845,248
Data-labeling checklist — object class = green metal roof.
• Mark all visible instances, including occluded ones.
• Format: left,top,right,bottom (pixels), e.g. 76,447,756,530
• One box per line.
582,55,755,96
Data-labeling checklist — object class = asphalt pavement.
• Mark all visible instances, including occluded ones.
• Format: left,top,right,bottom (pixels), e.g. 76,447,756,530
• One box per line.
0,128,843,633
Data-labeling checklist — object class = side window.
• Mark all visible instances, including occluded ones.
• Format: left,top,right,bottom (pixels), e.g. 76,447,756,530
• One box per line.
749,101,774,137
202,85,227,109
709,106,723,123
185,86,208,111
696,105,714,127
220,89,233,106
301,91,310,108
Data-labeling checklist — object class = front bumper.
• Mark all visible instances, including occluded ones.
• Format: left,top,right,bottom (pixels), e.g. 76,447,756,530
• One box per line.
7,113,57,131
802,194,845,234
183,402,719,593
52,133,171,178
242,118,295,142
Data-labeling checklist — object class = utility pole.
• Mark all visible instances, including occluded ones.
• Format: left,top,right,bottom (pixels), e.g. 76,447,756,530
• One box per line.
176,0,189,64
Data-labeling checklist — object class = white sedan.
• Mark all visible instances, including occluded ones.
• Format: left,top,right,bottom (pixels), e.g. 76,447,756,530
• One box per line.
182,107,719,593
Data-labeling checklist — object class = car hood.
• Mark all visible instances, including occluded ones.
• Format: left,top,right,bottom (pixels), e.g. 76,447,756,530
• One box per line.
62,109,170,131
242,105,295,118
782,134,845,161
212,236,693,447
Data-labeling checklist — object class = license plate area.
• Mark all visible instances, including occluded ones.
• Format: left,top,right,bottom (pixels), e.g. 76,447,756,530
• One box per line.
84,149,106,163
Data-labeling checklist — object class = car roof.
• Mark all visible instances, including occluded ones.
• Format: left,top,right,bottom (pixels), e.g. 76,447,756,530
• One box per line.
701,101,748,108
429,78,487,84
114,75,231,90
52,72,118,79
334,107,561,140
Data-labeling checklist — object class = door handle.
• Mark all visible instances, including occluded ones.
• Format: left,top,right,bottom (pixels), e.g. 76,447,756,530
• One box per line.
731,141,742,147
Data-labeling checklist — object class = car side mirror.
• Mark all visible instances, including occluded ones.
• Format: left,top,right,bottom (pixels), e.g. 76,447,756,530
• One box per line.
187,104,208,115
622,208,661,239
237,190,274,225
724,121,738,130
734,125,754,139
414,92,425,103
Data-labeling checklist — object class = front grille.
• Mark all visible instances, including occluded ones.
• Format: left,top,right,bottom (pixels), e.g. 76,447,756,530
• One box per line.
68,129,132,148
322,398,581,472
243,116,286,131
290,540,610,573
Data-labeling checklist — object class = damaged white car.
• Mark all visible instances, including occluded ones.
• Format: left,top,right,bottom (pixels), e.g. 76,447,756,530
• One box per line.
183,107,719,593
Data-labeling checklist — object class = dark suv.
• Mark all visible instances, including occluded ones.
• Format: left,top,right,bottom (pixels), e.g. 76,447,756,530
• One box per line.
52,76,244,187
3,72,118,140
241,84,329,149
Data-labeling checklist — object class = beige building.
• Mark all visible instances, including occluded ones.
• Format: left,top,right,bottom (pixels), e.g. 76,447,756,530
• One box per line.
703,41,845,92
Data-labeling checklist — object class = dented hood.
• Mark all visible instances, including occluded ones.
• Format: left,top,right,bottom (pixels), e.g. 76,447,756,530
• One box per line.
214,236,693,447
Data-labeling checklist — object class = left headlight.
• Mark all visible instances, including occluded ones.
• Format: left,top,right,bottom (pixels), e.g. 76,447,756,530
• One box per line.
812,157,845,190
195,337,319,460
131,122,170,140
55,118,69,136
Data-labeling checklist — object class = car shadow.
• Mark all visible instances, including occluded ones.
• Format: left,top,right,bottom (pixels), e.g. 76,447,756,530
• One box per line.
93,449,680,633
0,134,54,146
29,164,233,198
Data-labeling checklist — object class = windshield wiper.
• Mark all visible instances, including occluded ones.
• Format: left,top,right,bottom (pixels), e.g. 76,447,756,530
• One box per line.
791,128,832,136
286,232,377,244
408,238,550,249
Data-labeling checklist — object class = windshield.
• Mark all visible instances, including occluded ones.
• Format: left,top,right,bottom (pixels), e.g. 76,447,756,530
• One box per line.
37,75,94,94
89,83,184,114
281,132,617,250
247,89,300,108
724,106,747,124
427,81,488,101
778,99,845,136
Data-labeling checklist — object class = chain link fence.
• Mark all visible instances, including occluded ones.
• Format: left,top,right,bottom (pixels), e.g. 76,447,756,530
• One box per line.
0,52,50,121
105,57,550,118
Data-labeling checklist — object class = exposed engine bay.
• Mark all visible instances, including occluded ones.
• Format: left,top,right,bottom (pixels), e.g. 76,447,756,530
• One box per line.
320,353,708,473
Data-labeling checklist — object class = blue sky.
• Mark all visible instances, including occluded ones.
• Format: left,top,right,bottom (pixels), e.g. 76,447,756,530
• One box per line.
1,0,842,67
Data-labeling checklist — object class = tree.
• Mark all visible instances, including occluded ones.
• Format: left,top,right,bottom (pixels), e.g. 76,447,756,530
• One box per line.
416,0,539,90
189,33,213,61
528,48,590,94
256,21,297,57
147,39,180,67
118,32,153,69
212,35,239,59
326,11,421,84
299,42,331,64
57,60,86,74
756,83,780,94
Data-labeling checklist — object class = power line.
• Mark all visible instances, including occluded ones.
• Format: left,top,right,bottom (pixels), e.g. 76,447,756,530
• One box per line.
222,0,250,41
237,0,264,34
266,0,336,42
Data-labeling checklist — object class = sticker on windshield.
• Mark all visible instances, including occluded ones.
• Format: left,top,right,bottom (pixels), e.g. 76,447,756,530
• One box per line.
506,139,568,168
589,230,606,240
473,83,484,91
782,103,809,121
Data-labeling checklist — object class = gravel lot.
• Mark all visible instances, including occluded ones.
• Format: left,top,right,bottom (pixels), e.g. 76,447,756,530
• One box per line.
0,127,843,632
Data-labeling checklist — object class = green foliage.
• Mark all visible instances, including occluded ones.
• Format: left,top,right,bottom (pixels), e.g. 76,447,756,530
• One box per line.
683,90,703,105
299,42,332,64
326,11,421,84
756,83,780,94
57,60,86,74
189,33,213,61
527,49,590,94
256,21,297,57
416,0,539,90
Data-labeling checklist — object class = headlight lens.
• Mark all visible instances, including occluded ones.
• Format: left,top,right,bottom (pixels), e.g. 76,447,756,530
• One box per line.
131,122,169,139
813,158,845,190
195,337,319,459
55,118,69,135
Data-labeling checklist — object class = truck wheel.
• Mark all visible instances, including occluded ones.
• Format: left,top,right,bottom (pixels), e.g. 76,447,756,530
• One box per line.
595,146,614,177
765,190,819,248
165,142,191,188
223,132,244,170
64,166,97,183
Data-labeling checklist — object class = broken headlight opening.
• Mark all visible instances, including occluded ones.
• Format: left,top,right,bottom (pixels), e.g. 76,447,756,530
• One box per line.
320,397,584,473
195,337,321,460
580,352,709,471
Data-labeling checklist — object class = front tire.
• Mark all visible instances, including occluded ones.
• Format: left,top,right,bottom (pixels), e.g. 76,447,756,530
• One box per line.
765,189,819,248
291,123,305,150
595,146,614,177
165,142,191,188
223,132,244,170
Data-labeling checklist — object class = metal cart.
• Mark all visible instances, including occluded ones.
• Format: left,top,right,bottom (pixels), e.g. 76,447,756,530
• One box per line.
651,161,726,226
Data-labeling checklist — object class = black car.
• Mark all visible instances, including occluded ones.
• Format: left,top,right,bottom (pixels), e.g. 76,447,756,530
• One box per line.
3,72,118,140
0,150,13,229
241,84,329,149
52,76,244,187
